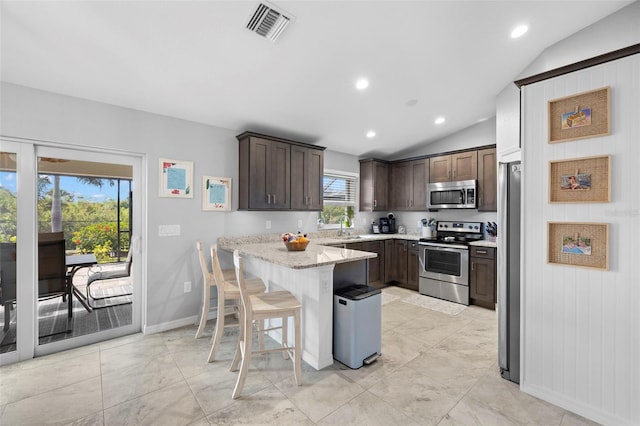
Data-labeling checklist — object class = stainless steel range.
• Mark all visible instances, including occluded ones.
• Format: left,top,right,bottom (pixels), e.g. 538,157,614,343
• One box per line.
418,221,483,305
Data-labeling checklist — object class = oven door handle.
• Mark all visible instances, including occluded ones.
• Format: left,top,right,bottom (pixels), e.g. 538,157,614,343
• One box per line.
422,245,467,253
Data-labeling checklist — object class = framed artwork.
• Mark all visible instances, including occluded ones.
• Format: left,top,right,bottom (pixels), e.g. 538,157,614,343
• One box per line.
548,86,610,143
159,158,193,198
547,222,609,270
549,155,611,203
202,176,232,211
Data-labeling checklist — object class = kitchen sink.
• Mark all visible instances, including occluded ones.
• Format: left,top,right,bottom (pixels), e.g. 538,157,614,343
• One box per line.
336,234,380,240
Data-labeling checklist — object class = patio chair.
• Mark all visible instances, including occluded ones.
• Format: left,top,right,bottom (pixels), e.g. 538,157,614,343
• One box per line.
84,248,132,309
0,243,17,331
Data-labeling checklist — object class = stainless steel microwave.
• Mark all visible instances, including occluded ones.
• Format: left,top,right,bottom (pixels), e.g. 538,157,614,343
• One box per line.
427,179,477,209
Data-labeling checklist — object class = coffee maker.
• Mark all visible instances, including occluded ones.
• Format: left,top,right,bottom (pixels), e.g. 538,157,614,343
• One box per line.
379,213,396,234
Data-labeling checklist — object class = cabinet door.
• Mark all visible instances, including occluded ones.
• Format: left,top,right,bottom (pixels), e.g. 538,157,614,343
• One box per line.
477,148,497,211
291,146,324,210
248,137,272,209
364,241,384,285
384,239,395,283
306,148,324,210
451,151,477,181
409,159,428,210
373,161,389,211
393,240,408,284
406,241,419,291
429,155,451,183
470,256,495,304
269,140,291,209
390,162,410,210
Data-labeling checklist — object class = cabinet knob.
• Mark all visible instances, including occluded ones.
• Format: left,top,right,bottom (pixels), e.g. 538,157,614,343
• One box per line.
471,261,475,271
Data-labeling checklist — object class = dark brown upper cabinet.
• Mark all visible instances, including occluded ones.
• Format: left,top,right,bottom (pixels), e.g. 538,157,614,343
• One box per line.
238,132,324,211
390,159,428,211
477,147,497,211
359,159,388,212
429,151,478,183
291,145,324,210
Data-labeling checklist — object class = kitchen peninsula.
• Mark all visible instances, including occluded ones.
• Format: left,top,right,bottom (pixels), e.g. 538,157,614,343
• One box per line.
217,234,377,370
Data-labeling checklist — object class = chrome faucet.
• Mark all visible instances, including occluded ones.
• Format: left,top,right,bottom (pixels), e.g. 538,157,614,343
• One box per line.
338,214,350,237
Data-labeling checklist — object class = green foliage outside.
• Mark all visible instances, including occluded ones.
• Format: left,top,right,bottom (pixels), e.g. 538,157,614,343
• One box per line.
72,223,124,262
0,187,17,242
320,205,354,227
0,172,131,262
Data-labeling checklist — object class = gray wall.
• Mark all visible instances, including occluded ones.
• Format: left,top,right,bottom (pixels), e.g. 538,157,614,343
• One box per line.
388,117,496,161
0,82,360,328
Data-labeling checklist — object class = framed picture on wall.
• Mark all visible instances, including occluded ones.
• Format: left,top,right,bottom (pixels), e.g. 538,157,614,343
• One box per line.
547,222,609,270
159,158,193,198
548,86,610,143
202,176,232,211
549,155,611,203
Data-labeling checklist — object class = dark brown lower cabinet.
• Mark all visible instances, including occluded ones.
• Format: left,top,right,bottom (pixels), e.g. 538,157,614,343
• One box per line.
382,239,420,291
345,241,384,286
469,246,496,309
363,241,384,285
406,241,419,291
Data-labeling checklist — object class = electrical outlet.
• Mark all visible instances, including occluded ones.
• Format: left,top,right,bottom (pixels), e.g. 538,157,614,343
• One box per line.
298,219,303,229
184,281,192,293
266,220,272,229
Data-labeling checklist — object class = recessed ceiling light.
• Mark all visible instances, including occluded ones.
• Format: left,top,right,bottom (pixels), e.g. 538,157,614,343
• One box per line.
356,78,369,90
434,117,445,125
366,130,376,138
511,25,528,39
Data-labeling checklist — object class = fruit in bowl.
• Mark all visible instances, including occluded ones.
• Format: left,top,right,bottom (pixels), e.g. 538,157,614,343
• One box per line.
282,232,310,251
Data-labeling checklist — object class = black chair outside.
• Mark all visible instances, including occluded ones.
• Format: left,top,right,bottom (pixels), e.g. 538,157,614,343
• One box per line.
0,243,17,331
0,233,71,335
37,232,72,318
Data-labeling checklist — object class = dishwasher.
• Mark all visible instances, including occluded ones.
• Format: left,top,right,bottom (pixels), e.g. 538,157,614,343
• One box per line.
333,284,381,369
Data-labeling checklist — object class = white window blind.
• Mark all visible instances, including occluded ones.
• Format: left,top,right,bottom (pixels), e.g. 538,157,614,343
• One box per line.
323,172,357,206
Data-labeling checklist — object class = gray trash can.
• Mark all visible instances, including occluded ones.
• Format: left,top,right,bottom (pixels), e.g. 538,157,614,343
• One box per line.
333,284,381,369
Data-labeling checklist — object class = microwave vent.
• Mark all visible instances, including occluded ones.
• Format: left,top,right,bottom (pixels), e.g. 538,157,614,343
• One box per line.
246,2,291,42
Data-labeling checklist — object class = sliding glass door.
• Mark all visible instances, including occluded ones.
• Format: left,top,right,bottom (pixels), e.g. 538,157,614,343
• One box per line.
0,140,144,364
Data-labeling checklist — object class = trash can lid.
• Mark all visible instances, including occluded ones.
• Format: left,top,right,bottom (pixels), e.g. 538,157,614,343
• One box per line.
335,284,381,300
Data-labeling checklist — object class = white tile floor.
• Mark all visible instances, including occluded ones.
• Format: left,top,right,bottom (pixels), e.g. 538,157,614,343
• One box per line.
0,286,600,425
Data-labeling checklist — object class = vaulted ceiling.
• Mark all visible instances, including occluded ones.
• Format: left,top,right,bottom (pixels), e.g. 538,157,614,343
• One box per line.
0,1,632,157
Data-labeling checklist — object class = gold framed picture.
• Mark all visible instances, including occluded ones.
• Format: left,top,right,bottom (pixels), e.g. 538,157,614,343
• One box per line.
549,155,611,203
548,86,610,143
547,222,609,270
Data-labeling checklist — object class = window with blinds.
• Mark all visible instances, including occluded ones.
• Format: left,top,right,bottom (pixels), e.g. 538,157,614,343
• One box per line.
320,171,357,227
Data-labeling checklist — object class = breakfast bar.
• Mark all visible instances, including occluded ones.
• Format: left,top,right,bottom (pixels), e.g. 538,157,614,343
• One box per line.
217,235,377,370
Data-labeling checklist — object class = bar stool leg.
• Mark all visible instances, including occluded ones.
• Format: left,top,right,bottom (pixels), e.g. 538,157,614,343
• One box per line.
294,310,302,385
281,316,289,360
195,279,210,338
207,290,227,362
232,313,253,399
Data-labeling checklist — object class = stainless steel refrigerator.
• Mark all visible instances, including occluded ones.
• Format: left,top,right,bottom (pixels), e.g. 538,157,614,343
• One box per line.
498,161,521,384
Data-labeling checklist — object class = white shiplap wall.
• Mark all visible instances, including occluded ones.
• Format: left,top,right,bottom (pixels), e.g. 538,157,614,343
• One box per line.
521,55,639,425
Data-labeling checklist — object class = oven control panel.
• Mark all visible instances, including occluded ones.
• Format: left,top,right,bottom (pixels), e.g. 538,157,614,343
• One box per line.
436,221,483,234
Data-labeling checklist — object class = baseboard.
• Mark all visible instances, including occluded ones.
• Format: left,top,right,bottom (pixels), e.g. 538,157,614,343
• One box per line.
143,308,220,335
522,382,630,425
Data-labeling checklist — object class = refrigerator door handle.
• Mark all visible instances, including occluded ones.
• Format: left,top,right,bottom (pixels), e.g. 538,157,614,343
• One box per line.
498,162,509,371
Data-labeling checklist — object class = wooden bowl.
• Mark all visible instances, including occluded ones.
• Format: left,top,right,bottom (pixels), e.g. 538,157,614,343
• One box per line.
284,240,309,251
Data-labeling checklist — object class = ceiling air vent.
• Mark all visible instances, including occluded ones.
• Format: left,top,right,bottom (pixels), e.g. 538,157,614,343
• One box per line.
246,2,291,42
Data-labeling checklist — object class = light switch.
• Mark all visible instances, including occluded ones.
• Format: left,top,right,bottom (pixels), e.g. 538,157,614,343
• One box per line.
159,224,181,236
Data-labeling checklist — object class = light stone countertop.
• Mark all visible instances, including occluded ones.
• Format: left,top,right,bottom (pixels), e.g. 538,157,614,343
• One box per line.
468,240,498,248
217,232,420,269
